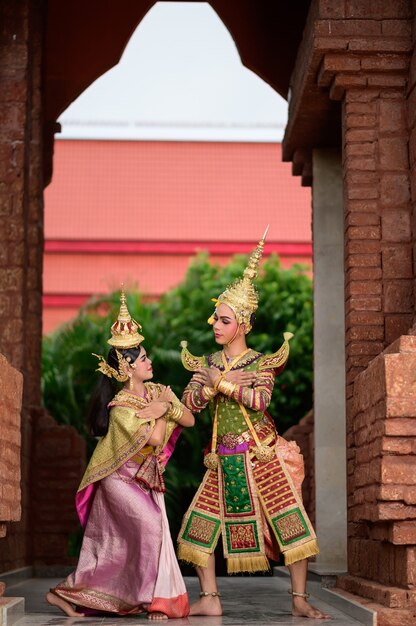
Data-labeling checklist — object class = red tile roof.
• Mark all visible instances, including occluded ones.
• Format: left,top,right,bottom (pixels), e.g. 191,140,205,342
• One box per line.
45,140,311,242
43,139,312,332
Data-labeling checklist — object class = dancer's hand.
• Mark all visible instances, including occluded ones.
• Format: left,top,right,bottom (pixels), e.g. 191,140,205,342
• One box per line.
158,385,175,403
224,370,257,386
137,400,169,420
194,367,221,388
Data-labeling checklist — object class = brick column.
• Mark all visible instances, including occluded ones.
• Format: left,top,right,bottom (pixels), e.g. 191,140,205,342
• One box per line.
0,0,44,387
284,1,416,620
0,0,45,570
407,2,416,332
310,2,416,621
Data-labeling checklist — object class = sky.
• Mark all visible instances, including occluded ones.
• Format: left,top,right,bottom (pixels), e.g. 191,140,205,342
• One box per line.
58,1,288,143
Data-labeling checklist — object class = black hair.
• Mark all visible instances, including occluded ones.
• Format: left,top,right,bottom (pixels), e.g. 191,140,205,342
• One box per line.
248,312,256,332
87,345,142,436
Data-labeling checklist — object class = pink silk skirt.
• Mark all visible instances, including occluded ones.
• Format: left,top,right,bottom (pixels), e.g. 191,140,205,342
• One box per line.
53,460,189,618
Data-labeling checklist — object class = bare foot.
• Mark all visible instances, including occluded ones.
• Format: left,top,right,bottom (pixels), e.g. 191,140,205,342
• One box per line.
190,595,222,616
147,611,168,620
292,597,331,619
46,591,84,617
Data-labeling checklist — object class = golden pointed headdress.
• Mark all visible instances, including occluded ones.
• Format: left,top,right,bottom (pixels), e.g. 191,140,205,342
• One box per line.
92,288,144,382
208,226,269,334
108,288,144,349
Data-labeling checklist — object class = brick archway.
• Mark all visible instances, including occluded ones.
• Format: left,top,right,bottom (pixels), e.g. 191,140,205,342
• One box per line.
1,1,416,622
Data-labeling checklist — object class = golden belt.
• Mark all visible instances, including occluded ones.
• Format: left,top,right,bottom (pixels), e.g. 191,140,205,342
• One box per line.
218,416,275,449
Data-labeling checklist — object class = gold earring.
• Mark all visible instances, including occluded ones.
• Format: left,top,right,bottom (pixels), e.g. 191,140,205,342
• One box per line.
129,375,134,390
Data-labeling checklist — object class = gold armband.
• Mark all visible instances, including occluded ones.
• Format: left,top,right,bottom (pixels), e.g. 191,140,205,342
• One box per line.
201,385,217,401
165,402,184,423
213,376,223,391
215,378,237,396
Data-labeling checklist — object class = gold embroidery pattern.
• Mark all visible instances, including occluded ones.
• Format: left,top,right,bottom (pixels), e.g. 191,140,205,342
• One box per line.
53,586,138,614
275,511,307,543
228,523,257,550
219,450,266,562
257,332,294,370
178,469,222,557
187,515,218,546
196,470,220,515
109,383,162,410
180,341,207,371
208,349,261,371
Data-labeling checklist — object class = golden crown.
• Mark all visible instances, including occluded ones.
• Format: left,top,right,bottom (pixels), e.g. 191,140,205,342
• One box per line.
107,288,144,349
92,289,144,382
208,226,268,334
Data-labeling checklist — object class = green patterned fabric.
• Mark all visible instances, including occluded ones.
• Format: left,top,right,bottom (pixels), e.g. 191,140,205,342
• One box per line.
221,453,253,515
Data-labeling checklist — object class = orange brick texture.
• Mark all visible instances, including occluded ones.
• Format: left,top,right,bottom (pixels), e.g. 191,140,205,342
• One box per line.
0,355,23,539
337,335,416,625
0,0,44,573
285,2,416,622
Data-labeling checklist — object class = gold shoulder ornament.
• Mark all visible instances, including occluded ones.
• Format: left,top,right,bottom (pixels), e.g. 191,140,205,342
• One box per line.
180,341,206,372
258,332,294,370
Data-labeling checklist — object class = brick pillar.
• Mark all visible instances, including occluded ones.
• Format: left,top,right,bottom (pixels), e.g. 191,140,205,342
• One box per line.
0,1,44,386
284,1,416,620
407,2,416,334
310,2,416,622
0,0,45,570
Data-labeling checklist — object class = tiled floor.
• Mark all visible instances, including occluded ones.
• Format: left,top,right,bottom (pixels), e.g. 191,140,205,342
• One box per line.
5,576,366,626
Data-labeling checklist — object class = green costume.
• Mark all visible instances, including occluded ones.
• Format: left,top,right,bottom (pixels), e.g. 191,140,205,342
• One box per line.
177,337,319,573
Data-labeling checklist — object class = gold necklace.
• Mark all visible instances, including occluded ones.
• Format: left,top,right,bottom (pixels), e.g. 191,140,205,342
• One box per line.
223,347,250,362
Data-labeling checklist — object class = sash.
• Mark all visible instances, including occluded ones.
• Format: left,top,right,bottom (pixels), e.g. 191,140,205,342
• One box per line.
253,443,319,565
218,450,269,573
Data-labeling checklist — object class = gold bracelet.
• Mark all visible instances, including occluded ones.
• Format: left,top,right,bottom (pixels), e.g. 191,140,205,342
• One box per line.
165,401,184,423
213,375,225,392
201,385,217,400
216,378,236,396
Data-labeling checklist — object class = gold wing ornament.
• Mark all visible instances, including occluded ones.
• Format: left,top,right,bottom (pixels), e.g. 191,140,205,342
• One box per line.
180,341,207,372
257,332,294,370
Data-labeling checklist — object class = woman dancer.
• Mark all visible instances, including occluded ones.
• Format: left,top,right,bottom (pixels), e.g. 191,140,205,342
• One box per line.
177,232,330,620
47,291,193,620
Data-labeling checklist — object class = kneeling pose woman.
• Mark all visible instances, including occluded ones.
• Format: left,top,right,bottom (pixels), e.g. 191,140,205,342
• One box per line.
47,291,193,620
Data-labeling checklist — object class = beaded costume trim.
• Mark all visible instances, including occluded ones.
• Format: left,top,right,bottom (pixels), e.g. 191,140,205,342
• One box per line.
207,349,261,371
108,383,162,410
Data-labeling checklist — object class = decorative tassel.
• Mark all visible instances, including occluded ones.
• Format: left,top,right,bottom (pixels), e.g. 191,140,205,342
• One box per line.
177,544,210,568
227,555,270,574
204,452,219,469
283,539,320,566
